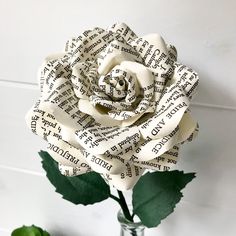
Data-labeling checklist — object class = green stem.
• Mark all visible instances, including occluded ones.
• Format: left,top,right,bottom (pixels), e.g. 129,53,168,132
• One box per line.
117,190,133,222
109,194,121,203
131,212,135,220
109,190,133,222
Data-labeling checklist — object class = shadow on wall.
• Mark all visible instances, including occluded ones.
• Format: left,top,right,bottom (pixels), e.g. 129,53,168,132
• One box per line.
49,229,81,236
185,61,236,108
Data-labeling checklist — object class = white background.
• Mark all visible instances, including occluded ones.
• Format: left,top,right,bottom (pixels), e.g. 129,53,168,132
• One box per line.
0,0,236,235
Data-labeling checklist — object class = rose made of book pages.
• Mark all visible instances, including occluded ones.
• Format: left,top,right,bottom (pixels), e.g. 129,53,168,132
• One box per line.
26,23,199,191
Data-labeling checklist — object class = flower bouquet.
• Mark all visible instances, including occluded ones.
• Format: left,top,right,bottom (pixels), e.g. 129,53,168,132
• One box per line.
26,23,199,235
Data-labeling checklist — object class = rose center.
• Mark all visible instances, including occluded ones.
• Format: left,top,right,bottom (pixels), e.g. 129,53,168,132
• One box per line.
98,68,133,101
118,80,124,86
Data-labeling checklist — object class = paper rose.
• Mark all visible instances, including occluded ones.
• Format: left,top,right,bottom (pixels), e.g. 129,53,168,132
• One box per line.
26,23,199,191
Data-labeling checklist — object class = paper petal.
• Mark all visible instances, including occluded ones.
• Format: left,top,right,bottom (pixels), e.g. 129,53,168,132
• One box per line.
107,61,155,121
132,34,173,76
139,83,190,140
82,151,127,175
186,123,199,143
39,54,71,95
107,22,138,43
133,127,180,162
78,99,121,127
47,135,88,168
97,39,140,75
42,77,95,130
133,145,180,171
60,124,82,149
133,111,197,161
76,125,140,155
172,62,199,100
71,61,98,99
105,163,144,191
120,61,154,93
65,27,116,63
25,99,61,140
58,163,92,176
178,111,198,143
167,44,178,61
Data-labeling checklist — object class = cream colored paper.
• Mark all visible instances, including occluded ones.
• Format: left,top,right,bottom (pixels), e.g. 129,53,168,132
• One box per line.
26,22,199,191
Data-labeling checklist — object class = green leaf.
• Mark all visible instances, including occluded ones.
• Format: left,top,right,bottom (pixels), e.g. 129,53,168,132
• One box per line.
39,150,110,205
11,225,50,236
132,170,196,228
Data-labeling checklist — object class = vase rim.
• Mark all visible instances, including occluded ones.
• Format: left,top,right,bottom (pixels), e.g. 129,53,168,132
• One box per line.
117,208,145,228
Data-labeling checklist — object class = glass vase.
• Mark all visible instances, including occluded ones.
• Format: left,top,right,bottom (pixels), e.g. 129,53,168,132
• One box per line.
117,208,145,236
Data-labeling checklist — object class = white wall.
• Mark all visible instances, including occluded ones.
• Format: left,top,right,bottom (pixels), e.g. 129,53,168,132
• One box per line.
0,0,236,235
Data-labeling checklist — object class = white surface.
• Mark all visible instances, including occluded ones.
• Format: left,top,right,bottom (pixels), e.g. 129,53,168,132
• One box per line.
0,0,236,235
